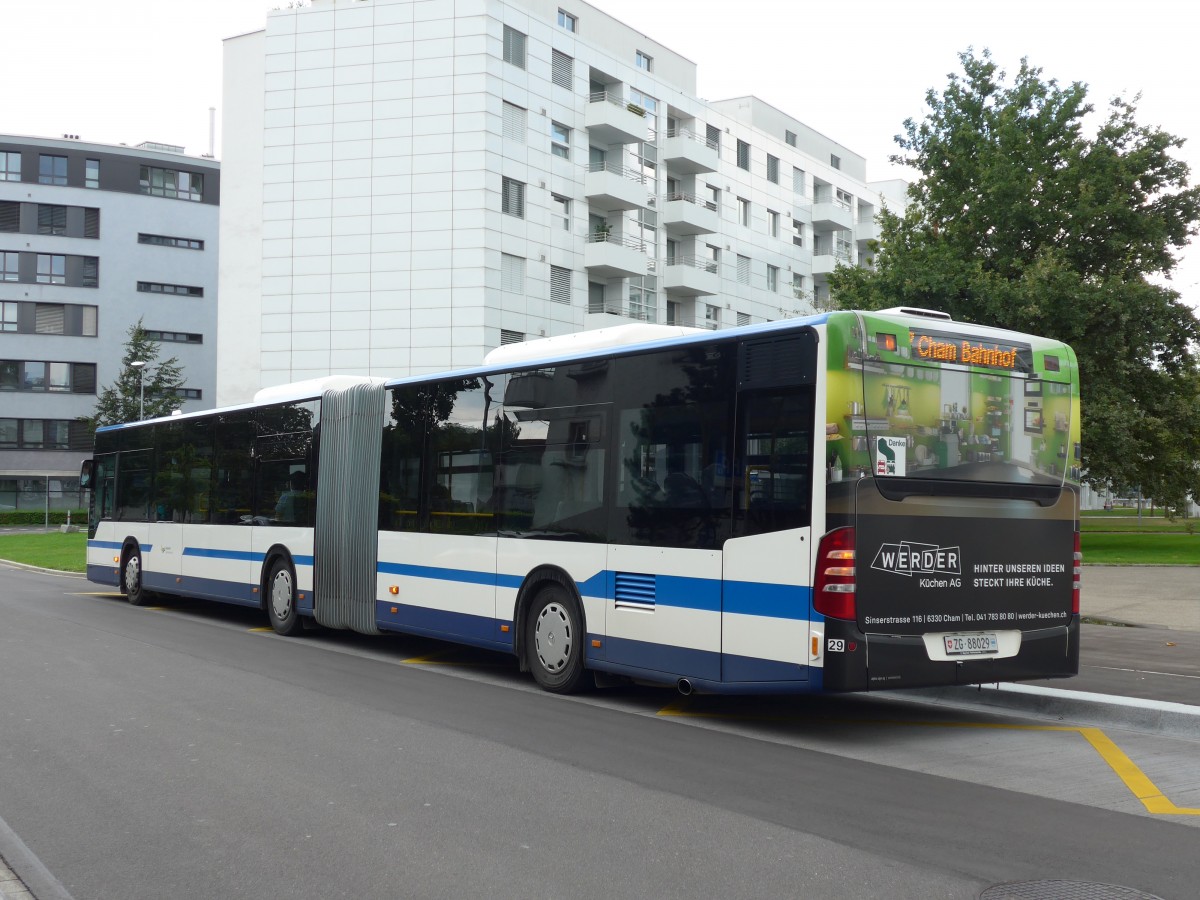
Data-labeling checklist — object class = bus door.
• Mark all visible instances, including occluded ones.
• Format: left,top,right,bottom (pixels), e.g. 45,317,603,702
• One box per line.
605,390,724,684
722,388,815,682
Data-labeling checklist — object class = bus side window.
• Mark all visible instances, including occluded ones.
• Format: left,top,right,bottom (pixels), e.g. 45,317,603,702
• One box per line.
735,390,815,537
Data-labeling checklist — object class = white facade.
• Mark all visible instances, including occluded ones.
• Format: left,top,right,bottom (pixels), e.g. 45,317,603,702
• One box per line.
218,0,899,404
0,134,219,500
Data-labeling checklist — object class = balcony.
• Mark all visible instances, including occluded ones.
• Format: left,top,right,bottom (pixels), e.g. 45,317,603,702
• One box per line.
663,256,720,296
811,248,852,276
585,303,658,330
854,215,880,242
584,232,647,278
585,91,649,145
661,128,718,174
661,192,719,235
585,161,650,211
811,196,854,231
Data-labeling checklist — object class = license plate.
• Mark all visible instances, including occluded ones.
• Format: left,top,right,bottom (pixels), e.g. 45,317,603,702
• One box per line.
943,633,999,656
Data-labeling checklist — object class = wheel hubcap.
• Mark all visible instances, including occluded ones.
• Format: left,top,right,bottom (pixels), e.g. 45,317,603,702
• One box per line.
535,602,572,673
124,556,140,594
271,570,293,620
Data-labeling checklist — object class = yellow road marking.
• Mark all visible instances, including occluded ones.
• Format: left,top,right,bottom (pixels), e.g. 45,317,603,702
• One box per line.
248,626,274,633
401,650,505,668
657,702,1200,816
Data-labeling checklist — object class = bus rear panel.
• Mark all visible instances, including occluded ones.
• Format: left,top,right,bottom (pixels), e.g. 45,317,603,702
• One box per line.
818,310,1080,691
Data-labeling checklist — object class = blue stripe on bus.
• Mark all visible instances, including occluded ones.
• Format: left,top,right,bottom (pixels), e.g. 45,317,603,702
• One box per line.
599,634,721,680
143,571,261,607
723,581,813,620
87,564,120,586
88,540,124,551
182,547,265,563
377,561,524,590
375,601,514,652
381,562,811,621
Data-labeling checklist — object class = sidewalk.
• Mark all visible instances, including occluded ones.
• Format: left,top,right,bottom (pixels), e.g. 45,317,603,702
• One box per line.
1081,565,1200,631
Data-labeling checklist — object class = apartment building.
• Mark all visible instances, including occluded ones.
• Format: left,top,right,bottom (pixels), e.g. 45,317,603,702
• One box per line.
0,135,219,510
218,0,899,403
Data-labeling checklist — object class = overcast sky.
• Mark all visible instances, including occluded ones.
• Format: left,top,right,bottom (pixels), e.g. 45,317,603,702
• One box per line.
5,0,1197,306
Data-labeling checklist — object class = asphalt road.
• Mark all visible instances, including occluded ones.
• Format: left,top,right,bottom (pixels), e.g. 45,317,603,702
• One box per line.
1,565,1198,900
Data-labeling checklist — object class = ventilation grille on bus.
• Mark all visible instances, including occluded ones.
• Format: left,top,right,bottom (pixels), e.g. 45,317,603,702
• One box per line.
737,331,817,390
614,572,656,610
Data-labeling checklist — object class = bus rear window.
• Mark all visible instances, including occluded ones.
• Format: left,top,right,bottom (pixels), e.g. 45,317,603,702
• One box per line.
848,365,1076,486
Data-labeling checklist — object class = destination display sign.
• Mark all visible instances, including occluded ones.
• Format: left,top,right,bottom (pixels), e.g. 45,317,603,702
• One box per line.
909,328,1033,373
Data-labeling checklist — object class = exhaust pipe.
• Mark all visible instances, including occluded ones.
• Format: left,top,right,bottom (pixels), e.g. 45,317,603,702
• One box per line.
676,678,693,696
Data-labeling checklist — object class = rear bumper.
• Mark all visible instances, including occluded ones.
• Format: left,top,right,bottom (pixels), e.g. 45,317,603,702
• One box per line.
822,615,1079,692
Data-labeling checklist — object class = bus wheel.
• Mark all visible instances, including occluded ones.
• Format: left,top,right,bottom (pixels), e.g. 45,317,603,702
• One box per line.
122,548,149,606
525,583,584,693
266,558,303,637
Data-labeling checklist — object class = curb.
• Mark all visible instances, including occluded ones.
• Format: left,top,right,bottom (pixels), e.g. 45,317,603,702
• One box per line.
0,559,85,578
894,683,1200,740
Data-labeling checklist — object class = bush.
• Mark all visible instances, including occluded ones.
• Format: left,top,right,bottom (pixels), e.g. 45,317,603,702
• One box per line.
0,509,88,527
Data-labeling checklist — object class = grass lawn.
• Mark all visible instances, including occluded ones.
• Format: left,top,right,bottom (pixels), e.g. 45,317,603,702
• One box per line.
0,532,87,573
1081,533,1200,565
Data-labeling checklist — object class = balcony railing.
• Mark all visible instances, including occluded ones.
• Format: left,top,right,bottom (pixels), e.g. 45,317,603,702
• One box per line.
664,127,719,151
663,191,717,212
587,231,646,252
588,301,658,323
589,90,647,118
588,160,647,183
665,254,719,274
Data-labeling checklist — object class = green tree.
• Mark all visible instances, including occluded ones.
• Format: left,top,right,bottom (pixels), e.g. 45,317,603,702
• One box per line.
89,320,187,426
830,49,1200,508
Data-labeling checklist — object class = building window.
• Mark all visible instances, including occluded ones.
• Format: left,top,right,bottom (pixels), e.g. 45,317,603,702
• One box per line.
38,155,68,186
137,281,203,297
0,301,98,336
830,154,841,170
737,197,750,227
706,124,721,155
766,154,779,184
85,159,100,189
557,9,576,31
503,25,526,69
500,329,524,345
144,330,202,344
705,304,720,329
501,253,525,293
0,152,20,182
792,219,804,247
550,266,571,303
793,167,806,196
0,201,19,233
37,205,67,236
766,265,779,292
736,254,750,285
0,360,95,393
551,50,573,89
636,51,653,72
83,208,100,239
551,193,571,231
0,252,18,281
836,187,853,209
36,254,65,284
1,302,15,332
706,184,720,211
138,233,203,250
737,312,750,327
173,388,203,401
768,209,779,238
736,140,750,171
793,272,806,300
501,177,525,218
550,122,571,159
502,102,526,143
81,256,98,288
785,130,797,147
139,166,204,201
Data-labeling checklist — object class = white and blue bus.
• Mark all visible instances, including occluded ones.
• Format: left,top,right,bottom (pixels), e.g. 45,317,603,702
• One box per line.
83,309,1082,694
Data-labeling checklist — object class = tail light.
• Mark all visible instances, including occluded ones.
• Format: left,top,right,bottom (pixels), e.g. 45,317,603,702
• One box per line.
1072,531,1082,615
814,527,856,620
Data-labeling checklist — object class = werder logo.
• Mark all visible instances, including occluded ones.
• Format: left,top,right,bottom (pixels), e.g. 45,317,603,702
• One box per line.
871,542,962,577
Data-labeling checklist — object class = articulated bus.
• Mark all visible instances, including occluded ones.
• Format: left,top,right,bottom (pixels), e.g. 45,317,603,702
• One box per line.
82,308,1082,694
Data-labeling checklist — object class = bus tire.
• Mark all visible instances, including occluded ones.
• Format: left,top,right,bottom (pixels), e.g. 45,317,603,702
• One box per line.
266,557,303,637
122,546,149,607
525,582,585,693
